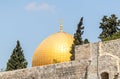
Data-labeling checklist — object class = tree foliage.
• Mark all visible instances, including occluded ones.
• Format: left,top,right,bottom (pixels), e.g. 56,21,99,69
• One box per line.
101,31,120,41
84,38,89,44
6,40,27,71
70,17,84,60
74,17,84,45
99,14,120,41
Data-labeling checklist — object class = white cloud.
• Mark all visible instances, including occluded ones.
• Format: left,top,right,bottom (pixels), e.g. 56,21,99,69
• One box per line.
25,2,55,12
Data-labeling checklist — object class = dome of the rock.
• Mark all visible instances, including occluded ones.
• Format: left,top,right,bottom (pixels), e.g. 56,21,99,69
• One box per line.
32,24,74,67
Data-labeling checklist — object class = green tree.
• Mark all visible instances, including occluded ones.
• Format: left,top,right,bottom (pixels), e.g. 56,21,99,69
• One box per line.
99,14,120,41
84,39,89,44
70,17,84,60
6,40,27,71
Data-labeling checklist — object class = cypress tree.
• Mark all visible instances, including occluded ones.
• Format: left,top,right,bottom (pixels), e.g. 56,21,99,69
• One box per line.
6,40,27,71
70,17,84,60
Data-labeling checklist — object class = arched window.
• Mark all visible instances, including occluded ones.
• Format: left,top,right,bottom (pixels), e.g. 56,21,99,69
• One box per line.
101,72,109,79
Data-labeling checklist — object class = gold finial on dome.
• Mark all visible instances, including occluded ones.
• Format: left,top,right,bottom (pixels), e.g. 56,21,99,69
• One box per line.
60,19,63,32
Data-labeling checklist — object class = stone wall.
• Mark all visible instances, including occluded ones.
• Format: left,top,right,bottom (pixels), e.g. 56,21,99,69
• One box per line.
0,39,120,79
75,39,120,79
98,39,120,79
75,39,120,60
0,60,89,79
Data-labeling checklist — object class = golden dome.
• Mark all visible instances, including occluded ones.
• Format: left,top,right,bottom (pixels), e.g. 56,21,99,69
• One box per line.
32,24,74,67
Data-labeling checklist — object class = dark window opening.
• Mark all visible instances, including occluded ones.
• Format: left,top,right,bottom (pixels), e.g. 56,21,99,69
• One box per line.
101,72,109,79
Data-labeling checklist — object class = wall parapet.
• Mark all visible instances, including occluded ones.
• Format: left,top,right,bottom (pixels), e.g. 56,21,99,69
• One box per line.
75,39,120,61
0,60,88,79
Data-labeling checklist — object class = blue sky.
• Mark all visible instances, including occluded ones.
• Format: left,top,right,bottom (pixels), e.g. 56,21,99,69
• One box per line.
0,0,120,69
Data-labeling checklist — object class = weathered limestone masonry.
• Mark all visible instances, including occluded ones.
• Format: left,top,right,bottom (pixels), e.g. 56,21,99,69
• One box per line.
75,39,120,79
0,39,120,79
0,60,89,79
